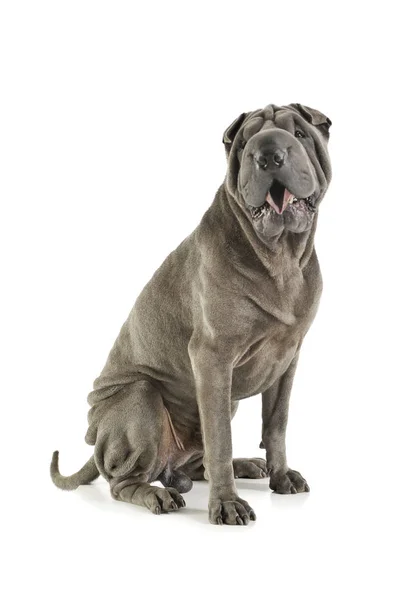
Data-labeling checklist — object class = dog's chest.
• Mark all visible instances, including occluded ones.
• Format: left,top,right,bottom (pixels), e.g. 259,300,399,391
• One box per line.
231,269,321,398
232,327,298,399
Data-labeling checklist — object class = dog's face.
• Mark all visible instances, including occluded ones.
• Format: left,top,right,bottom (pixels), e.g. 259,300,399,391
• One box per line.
223,104,332,241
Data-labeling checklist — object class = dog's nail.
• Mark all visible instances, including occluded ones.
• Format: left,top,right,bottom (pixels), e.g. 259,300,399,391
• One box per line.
249,511,256,521
154,506,161,515
236,516,243,525
290,486,297,494
170,501,177,510
216,517,223,525
304,484,310,492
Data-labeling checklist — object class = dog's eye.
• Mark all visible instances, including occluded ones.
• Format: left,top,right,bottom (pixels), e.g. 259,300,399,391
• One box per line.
295,130,305,139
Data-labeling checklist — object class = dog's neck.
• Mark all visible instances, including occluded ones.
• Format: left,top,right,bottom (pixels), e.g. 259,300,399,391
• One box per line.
212,183,318,277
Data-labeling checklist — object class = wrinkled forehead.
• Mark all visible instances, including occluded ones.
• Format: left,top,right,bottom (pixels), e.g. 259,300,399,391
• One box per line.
242,104,304,141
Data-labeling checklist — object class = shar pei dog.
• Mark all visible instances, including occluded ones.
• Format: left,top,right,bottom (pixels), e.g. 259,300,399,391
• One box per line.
51,102,332,525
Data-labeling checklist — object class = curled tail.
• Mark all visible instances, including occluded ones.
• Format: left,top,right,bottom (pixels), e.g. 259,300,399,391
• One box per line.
50,450,99,491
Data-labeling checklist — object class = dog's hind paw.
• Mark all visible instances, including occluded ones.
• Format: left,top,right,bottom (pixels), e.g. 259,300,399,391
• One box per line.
233,457,268,479
144,486,186,514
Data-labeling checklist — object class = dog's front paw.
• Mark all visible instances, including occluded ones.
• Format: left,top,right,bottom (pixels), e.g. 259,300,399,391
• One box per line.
269,469,310,494
209,494,256,525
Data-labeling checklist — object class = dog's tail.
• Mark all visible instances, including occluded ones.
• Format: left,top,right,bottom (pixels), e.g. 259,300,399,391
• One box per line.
50,450,99,491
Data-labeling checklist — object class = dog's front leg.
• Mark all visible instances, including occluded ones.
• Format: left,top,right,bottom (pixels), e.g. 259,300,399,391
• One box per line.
261,352,310,494
189,340,256,525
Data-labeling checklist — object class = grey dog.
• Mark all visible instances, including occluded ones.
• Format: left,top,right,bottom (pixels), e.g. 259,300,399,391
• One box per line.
51,102,332,525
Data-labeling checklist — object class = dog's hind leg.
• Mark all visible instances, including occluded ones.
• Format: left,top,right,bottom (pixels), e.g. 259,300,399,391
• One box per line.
93,380,186,514
110,478,185,514
178,453,205,481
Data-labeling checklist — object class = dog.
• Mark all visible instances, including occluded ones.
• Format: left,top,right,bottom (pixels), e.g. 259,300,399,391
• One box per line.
51,103,332,525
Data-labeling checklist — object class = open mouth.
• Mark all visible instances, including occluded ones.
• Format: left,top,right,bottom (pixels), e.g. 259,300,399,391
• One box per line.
249,179,316,219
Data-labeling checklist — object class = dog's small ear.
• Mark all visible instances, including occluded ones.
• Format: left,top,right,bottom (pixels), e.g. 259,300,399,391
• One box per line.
222,112,248,147
290,103,332,136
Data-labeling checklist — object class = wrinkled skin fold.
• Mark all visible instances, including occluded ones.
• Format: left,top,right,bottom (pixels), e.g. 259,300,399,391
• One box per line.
50,103,332,526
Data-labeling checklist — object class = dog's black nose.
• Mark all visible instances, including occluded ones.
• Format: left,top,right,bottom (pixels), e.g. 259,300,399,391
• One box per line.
256,148,286,169
256,154,269,169
273,149,285,166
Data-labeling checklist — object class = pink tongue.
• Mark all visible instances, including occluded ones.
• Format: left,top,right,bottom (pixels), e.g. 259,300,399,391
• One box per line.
266,188,293,215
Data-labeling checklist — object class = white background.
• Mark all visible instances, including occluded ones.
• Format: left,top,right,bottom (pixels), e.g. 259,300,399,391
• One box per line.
1,1,410,598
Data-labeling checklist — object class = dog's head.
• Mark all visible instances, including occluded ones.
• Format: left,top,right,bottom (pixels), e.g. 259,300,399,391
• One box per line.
223,104,332,240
